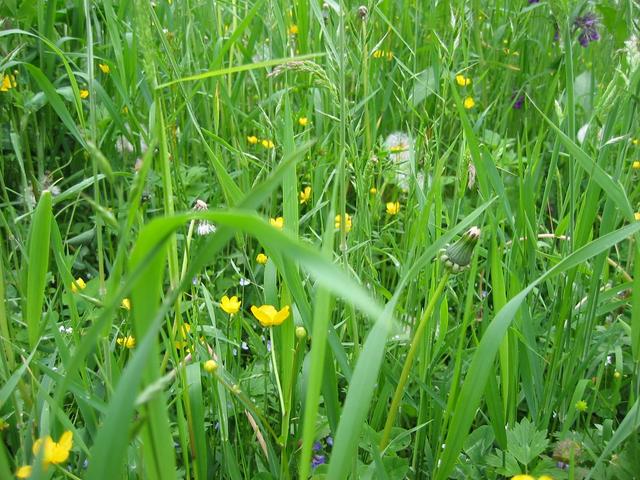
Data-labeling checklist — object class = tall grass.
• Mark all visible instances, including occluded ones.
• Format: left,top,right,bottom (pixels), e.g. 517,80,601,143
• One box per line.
1,0,640,478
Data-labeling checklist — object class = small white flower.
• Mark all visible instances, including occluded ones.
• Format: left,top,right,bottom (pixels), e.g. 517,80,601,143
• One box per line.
196,222,216,236
115,135,135,154
239,278,250,287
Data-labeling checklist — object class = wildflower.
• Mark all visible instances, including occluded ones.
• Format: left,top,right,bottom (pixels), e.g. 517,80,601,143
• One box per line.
311,454,326,468
193,199,216,235
574,13,600,48
455,74,471,86
247,135,258,144
386,201,400,215
334,214,352,233
299,186,312,204
117,335,136,349
98,63,110,74
71,277,87,293
575,399,588,412
204,359,218,373
80,89,89,99
614,370,621,379
384,132,414,190
121,298,131,310
261,139,275,149
251,304,290,327
385,51,394,61
220,295,241,315
295,326,307,339
1,74,16,92
270,217,284,230
298,117,309,126
538,476,554,480
512,94,525,110
632,139,640,146
463,96,475,109
357,5,368,19
33,431,73,467
632,161,640,169
370,187,377,194
635,212,640,221
439,226,481,273
289,24,299,35
58,325,73,335
239,278,251,287
373,49,384,58
256,253,268,264
511,476,535,480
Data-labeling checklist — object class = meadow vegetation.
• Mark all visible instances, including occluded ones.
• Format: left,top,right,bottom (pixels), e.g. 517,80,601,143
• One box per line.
1,0,640,478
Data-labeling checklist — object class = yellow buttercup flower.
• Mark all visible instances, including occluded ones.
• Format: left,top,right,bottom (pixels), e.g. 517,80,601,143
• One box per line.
455,74,471,86
16,465,32,478
289,24,299,35
335,214,352,232
121,298,131,310
247,135,258,144
34,430,73,465
373,49,384,58
511,476,535,480
386,51,394,61
175,323,192,349
635,212,640,221
204,359,218,373
117,335,136,349
632,138,639,146
98,63,110,74
71,277,86,293
463,96,475,109
632,161,640,169
270,217,284,230
386,201,400,215
79,89,89,99
538,476,554,480
1,74,16,92
220,295,241,315
251,304,290,327
256,253,268,264
261,139,275,149
298,116,309,126
299,186,311,204
370,187,377,194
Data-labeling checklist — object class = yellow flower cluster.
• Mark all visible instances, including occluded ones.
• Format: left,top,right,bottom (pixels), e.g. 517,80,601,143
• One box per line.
1,73,17,92
247,136,275,148
373,50,394,60
16,431,73,478
117,335,136,349
335,214,352,232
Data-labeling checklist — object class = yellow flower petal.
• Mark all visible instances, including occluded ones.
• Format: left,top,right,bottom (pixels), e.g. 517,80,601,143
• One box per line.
15,465,32,478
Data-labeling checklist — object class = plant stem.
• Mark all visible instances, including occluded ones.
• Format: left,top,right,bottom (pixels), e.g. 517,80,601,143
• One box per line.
380,272,450,450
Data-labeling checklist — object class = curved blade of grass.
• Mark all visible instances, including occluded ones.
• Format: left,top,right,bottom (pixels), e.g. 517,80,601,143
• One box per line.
435,220,640,480
25,190,52,348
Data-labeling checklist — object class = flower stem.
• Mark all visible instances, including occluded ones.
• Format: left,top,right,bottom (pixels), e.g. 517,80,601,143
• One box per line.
270,327,285,415
380,272,450,450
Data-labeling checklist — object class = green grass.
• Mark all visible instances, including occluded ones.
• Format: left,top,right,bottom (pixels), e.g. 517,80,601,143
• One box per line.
1,0,640,478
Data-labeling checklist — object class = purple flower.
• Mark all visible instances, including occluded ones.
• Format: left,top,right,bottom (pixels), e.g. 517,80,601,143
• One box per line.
512,94,525,110
528,0,539,3
313,441,322,452
574,13,600,47
311,454,326,469
325,435,333,447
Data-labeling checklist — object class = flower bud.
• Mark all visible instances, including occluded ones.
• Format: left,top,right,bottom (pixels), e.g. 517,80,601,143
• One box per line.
295,326,307,340
203,359,218,373
438,226,481,273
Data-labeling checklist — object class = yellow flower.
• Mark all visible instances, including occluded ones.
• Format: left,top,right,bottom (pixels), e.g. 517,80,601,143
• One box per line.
251,304,290,327
335,214,352,232
71,277,86,293
386,201,400,215
247,135,258,144
270,217,284,230
370,187,377,194
538,476,554,480
32,431,73,467
632,138,639,146
220,295,241,314
298,116,309,126
455,74,471,86
98,63,110,74
261,139,275,149
121,298,131,310
373,49,384,58
289,24,299,35
511,476,535,480
299,186,311,204
16,465,32,478
256,253,268,264
386,51,394,61
203,359,218,373
575,399,588,412
635,212,640,221
1,74,16,92
463,96,475,109
633,161,640,169
175,323,192,348
79,89,89,99
117,335,136,349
